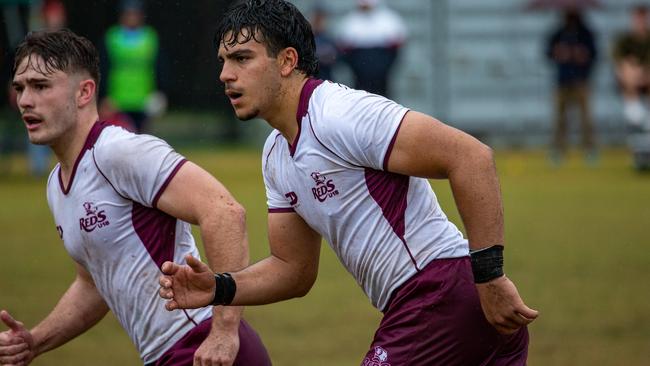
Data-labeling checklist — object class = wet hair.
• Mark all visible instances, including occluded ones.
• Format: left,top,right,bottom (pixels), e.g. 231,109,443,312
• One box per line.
215,0,318,77
13,28,100,85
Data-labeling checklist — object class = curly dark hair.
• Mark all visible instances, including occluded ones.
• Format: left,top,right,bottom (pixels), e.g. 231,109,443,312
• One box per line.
13,28,100,85
215,0,318,77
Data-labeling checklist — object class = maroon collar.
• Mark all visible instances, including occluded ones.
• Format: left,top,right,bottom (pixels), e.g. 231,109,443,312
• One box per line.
289,78,323,156
58,121,110,194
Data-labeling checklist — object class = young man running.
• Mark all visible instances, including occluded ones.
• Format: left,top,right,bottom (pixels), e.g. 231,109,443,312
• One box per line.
159,1,539,364
0,29,270,366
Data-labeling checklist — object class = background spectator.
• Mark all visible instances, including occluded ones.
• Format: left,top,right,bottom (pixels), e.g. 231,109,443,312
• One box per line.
336,0,406,98
1,0,30,175
613,4,650,130
310,4,339,81
100,0,164,133
546,9,598,165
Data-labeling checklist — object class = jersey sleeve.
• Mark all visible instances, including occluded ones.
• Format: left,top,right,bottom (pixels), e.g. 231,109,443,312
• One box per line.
262,132,294,212
314,86,408,171
93,129,186,208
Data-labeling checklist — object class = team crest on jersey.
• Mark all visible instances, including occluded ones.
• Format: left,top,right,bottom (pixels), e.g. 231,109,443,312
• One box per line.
310,171,339,202
362,346,391,366
79,202,110,232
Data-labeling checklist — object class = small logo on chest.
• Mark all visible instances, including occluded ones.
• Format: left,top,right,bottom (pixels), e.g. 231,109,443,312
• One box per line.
79,202,110,232
285,192,299,206
310,171,339,202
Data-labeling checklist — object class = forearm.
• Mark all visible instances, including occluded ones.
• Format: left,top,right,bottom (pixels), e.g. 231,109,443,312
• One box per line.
448,145,505,250
200,201,248,333
200,202,249,273
30,277,109,356
230,255,316,306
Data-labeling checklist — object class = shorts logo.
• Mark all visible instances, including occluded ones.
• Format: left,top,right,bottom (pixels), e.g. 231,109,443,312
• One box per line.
79,202,110,232
310,171,339,202
56,225,63,239
362,346,391,366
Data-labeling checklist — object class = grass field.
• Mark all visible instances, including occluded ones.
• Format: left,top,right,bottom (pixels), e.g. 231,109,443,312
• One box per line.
0,147,649,365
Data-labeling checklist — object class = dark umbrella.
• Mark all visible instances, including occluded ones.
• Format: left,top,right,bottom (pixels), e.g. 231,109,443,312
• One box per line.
525,0,602,10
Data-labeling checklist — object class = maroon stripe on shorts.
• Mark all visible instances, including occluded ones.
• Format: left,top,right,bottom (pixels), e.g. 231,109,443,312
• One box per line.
362,257,529,366
151,318,271,366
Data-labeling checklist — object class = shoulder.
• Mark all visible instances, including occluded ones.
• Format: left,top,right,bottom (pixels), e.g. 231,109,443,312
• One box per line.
308,83,407,149
311,82,403,128
307,82,355,134
93,126,170,169
310,81,367,120
143,26,159,39
105,26,120,39
379,7,406,26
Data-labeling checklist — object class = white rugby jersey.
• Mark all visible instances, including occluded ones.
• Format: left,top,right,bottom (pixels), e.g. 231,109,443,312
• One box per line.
46,122,211,363
262,80,469,311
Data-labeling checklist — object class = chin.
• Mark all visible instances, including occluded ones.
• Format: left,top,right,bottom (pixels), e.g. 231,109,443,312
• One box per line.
27,136,50,146
27,130,53,146
235,109,260,121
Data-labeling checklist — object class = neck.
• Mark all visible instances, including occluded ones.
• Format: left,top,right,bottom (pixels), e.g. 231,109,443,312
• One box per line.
53,109,98,173
266,76,310,143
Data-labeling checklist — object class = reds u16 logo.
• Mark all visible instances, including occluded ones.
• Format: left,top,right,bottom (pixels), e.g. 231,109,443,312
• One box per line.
310,171,339,202
79,202,110,232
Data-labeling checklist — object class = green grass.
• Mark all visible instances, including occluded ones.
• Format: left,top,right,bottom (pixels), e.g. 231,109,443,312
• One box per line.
0,148,648,365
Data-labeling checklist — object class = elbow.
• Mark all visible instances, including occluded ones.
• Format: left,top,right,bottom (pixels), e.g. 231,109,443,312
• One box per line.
293,281,314,298
228,201,247,226
214,199,246,230
291,268,317,298
473,142,496,170
450,142,495,179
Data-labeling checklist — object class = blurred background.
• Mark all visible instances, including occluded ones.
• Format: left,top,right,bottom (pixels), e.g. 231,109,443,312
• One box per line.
1,0,649,149
1,0,649,365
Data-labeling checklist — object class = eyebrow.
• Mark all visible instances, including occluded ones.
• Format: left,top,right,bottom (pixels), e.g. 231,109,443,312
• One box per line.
219,49,255,60
12,77,50,86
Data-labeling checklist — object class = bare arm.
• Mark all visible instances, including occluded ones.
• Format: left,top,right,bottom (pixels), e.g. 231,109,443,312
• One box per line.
31,264,108,355
231,212,322,305
387,111,503,249
159,211,322,309
387,111,538,334
0,263,108,365
156,161,248,365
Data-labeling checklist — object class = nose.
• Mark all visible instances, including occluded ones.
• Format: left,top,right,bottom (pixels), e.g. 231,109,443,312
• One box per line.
219,61,235,83
17,87,34,110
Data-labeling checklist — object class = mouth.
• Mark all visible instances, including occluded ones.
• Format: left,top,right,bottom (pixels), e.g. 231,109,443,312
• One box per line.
225,89,243,105
22,114,43,130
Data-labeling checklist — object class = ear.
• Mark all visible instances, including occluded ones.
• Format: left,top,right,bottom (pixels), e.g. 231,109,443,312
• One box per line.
77,79,96,108
278,47,299,77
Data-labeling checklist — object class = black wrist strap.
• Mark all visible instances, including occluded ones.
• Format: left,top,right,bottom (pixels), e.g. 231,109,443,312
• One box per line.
212,272,237,306
470,245,504,283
